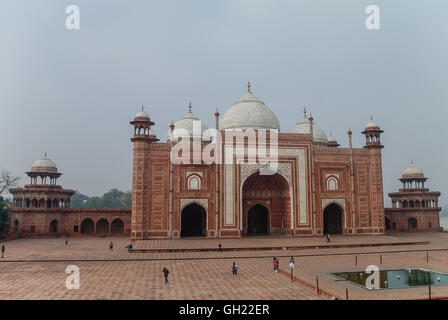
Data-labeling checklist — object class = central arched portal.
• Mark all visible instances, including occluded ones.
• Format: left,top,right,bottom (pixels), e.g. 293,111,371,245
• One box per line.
242,171,291,236
247,204,269,235
180,203,206,237
323,203,343,234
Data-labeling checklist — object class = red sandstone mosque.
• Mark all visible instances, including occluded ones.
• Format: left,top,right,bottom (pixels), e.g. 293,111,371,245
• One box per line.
5,84,442,238
130,84,386,240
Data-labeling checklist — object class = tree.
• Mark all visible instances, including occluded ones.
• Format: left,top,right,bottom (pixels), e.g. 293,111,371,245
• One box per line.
102,189,125,208
0,196,7,230
0,170,19,195
122,191,132,208
68,188,132,209
70,190,89,208
83,196,104,208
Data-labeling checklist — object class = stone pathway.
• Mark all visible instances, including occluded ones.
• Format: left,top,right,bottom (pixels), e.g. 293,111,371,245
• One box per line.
1,232,448,299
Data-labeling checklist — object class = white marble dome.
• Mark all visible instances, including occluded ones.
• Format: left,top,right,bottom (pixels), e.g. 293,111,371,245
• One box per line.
402,162,424,178
365,119,380,129
31,155,58,172
135,109,149,119
219,88,280,131
291,116,328,144
328,134,337,143
167,105,210,141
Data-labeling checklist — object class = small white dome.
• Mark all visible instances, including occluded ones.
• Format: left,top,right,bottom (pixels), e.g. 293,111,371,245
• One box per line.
328,134,336,143
402,162,424,177
135,107,149,119
219,88,280,131
31,155,58,172
167,105,210,141
365,119,379,129
291,116,328,144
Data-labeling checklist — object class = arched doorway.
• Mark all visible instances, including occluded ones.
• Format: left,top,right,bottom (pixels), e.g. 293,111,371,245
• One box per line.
242,171,290,235
247,204,269,235
180,203,206,237
50,220,58,233
96,219,109,235
111,219,124,234
385,217,391,230
323,203,343,234
81,218,94,234
408,218,418,230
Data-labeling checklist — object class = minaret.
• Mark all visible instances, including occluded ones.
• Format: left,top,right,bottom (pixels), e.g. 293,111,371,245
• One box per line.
129,106,158,241
361,117,385,232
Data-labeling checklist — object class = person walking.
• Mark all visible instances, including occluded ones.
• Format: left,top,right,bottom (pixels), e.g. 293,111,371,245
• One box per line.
274,258,279,273
1,245,4,258
232,262,238,278
163,267,169,286
65,238,69,246
109,241,113,251
289,257,295,280
218,243,222,252
326,233,331,243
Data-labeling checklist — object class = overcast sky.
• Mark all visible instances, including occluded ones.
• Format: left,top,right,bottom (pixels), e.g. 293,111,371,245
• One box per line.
0,0,447,206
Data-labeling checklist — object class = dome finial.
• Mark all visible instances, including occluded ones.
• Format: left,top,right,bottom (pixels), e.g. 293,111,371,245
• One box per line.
188,101,192,112
44,152,47,158
303,107,307,118
247,81,251,93
371,115,373,120
141,105,144,111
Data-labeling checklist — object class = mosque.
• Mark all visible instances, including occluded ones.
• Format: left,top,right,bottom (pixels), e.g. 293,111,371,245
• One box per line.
5,84,441,238
130,84,387,239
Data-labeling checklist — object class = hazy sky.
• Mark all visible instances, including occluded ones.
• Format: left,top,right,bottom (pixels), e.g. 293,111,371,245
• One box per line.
0,0,447,206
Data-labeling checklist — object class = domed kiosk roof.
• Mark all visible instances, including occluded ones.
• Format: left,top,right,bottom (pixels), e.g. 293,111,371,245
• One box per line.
31,154,58,173
402,162,424,178
219,83,280,131
134,107,149,119
290,110,328,144
167,103,210,141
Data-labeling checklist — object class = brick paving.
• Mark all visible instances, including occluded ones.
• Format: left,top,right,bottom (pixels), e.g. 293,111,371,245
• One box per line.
1,232,448,299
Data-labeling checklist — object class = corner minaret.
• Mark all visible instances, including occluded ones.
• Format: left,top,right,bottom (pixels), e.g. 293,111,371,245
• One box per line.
362,117,384,149
130,106,159,143
130,106,158,241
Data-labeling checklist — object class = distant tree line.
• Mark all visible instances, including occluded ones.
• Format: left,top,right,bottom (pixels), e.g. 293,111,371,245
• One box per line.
71,189,132,208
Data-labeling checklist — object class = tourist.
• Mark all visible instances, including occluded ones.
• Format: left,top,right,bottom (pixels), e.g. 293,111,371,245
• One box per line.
272,258,276,271
218,243,222,252
109,241,113,251
274,258,279,272
232,262,238,278
326,233,331,242
1,245,4,258
65,238,69,246
163,267,169,286
127,243,133,251
290,256,294,264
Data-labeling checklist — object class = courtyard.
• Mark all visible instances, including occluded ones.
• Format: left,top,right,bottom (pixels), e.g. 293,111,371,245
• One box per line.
1,233,448,299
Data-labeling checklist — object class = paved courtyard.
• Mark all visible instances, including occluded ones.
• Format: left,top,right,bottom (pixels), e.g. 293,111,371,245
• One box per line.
1,232,448,299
